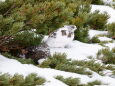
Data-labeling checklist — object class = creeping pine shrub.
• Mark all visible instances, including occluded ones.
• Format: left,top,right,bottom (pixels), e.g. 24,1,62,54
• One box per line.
97,48,115,64
74,27,89,43
71,60,105,73
0,0,92,44
13,31,43,47
55,76,80,86
88,11,109,30
39,53,70,68
55,76,102,86
0,73,46,86
90,36,100,43
0,0,91,36
86,80,102,86
106,65,115,71
39,53,92,75
91,0,104,5
107,22,115,37
112,4,115,9
56,64,92,75
2,31,43,59
113,71,115,75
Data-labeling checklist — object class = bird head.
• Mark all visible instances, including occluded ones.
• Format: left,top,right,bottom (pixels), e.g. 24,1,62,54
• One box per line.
64,25,77,32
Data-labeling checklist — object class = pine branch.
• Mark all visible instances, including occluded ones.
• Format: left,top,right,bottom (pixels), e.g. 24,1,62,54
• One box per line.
0,35,13,46
3,4,16,16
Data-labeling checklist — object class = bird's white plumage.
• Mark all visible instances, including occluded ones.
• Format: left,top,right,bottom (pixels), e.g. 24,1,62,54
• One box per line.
45,25,77,48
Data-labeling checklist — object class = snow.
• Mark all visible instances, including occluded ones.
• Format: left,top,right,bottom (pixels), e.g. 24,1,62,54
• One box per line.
91,5,115,23
89,30,108,39
103,0,113,4
105,42,115,49
102,70,113,76
50,41,103,60
103,0,115,5
0,0,5,2
98,37,113,41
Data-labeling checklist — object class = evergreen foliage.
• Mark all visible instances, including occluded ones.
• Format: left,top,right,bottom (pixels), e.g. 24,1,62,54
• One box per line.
39,53,92,75
39,53,70,68
0,0,109,44
113,70,115,75
87,11,109,30
0,73,46,86
72,60,105,73
0,0,90,35
97,48,115,64
90,36,100,43
91,0,104,5
106,64,115,71
107,22,115,37
74,26,89,43
13,31,43,47
0,0,92,44
24,73,46,86
56,63,92,75
86,80,102,86
0,0,110,45
40,53,115,74
113,4,115,9
55,76,102,86
55,76,80,86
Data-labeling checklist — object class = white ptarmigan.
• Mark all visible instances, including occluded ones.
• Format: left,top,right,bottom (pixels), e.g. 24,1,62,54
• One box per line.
45,25,77,48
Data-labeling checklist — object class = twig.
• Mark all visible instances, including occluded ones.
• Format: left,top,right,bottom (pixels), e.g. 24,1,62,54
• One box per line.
0,35,13,46
3,4,16,16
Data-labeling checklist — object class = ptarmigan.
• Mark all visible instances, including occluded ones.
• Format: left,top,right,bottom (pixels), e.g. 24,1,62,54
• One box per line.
45,25,77,48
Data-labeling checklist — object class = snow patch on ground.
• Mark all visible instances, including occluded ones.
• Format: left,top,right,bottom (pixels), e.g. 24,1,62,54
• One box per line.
0,0,5,2
89,30,108,39
103,0,113,4
98,37,113,41
50,40,103,60
105,42,115,49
